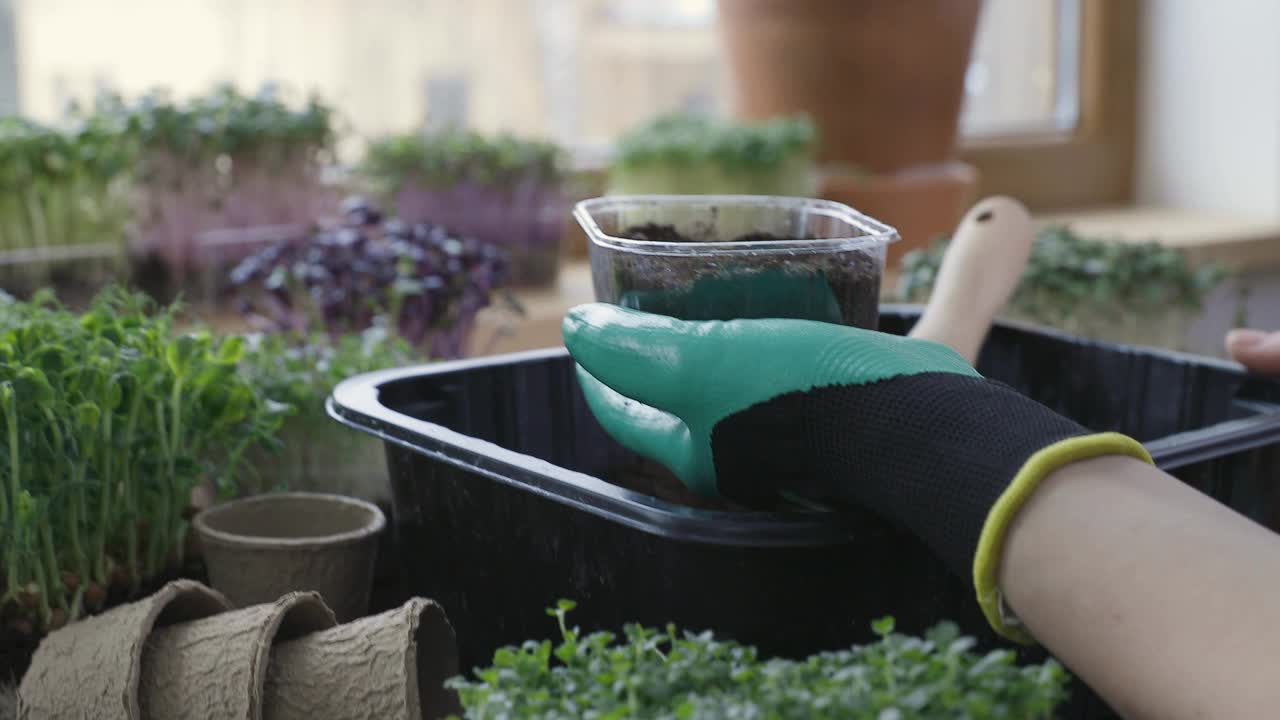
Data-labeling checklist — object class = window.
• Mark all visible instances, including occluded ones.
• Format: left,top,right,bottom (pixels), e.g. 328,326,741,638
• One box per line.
962,0,1081,138
6,0,1138,210
10,0,1080,151
961,0,1139,211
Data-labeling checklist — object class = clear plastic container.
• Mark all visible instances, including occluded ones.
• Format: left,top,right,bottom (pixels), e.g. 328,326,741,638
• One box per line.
573,195,899,328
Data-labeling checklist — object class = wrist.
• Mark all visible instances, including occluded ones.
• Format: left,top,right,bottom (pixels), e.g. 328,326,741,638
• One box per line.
993,454,1157,636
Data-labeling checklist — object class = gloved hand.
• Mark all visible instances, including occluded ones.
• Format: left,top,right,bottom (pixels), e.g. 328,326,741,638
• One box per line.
563,303,1153,642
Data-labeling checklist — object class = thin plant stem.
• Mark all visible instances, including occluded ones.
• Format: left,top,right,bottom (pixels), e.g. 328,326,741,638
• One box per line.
147,398,172,578
30,535,54,626
121,393,142,590
93,410,113,584
38,518,64,612
2,394,16,527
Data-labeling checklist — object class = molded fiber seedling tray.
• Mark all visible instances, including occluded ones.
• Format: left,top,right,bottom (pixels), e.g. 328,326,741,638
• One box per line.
330,306,1280,720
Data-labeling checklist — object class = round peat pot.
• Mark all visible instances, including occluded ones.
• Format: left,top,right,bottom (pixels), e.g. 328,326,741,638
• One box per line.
194,492,386,622
19,580,230,720
263,598,464,720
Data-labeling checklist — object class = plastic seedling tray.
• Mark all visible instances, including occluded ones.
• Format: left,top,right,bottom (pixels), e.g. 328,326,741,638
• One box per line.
330,306,1280,719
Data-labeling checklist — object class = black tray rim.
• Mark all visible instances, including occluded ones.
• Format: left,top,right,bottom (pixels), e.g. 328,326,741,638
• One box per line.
329,308,1280,547
328,346,870,548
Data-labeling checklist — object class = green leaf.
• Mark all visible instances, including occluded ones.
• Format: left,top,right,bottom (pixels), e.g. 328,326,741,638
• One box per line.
103,382,124,411
166,334,203,378
193,361,236,391
15,489,35,521
871,616,895,637
216,335,246,365
217,385,253,427
15,367,54,407
74,402,101,433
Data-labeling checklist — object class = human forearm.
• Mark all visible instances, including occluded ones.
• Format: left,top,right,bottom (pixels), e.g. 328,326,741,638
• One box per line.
1000,455,1280,719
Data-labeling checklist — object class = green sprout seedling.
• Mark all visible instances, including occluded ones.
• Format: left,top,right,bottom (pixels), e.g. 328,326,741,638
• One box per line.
0,116,133,288
0,286,279,634
609,112,819,196
898,225,1228,349
447,602,1069,719
361,129,564,201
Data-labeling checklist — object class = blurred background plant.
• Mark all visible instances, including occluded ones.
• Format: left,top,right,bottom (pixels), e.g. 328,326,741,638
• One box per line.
227,196,513,360
85,84,342,294
897,225,1228,349
235,326,414,502
231,325,413,618
362,129,567,287
607,112,818,196
0,114,134,298
226,194,515,512
224,195,517,602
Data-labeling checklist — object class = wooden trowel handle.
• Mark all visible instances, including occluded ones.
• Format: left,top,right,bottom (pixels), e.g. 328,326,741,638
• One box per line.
907,196,1034,365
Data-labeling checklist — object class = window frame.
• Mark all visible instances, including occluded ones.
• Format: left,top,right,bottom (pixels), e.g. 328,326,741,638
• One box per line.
959,0,1139,211
567,0,1137,213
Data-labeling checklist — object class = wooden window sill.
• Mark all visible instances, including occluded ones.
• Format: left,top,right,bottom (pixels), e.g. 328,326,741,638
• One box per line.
1034,206,1280,272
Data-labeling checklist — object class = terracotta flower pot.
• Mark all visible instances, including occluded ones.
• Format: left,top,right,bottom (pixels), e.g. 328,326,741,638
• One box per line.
820,162,978,271
718,0,982,173
263,597,463,720
138,592,336,720
193,492,386,622
18,580,230,720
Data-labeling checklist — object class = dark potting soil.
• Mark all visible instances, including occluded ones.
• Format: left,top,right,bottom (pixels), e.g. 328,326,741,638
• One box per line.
624,223,793,246
622,222,688,244
0,619,39,686
729,231,797,244
616,224,882,329
606,458,748,511
602,458,822,513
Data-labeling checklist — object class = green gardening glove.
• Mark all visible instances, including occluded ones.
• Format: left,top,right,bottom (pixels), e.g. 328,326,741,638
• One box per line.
562,303,1153,642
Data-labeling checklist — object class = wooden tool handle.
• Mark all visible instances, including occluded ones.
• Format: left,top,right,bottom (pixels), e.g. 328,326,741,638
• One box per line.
908,196,1035,365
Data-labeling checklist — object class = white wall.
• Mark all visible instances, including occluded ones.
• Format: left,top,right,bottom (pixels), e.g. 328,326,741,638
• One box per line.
1136,0,1280,219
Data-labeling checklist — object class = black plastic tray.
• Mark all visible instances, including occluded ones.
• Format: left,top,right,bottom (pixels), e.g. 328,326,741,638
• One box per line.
329,306,1280,718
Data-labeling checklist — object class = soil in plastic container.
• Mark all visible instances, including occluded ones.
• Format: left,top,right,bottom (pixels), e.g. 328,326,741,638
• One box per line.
615,223,882,329
606,458,751,511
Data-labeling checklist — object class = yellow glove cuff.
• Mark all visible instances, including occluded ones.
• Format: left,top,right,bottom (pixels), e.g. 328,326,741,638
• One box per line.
973,432,1154,644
